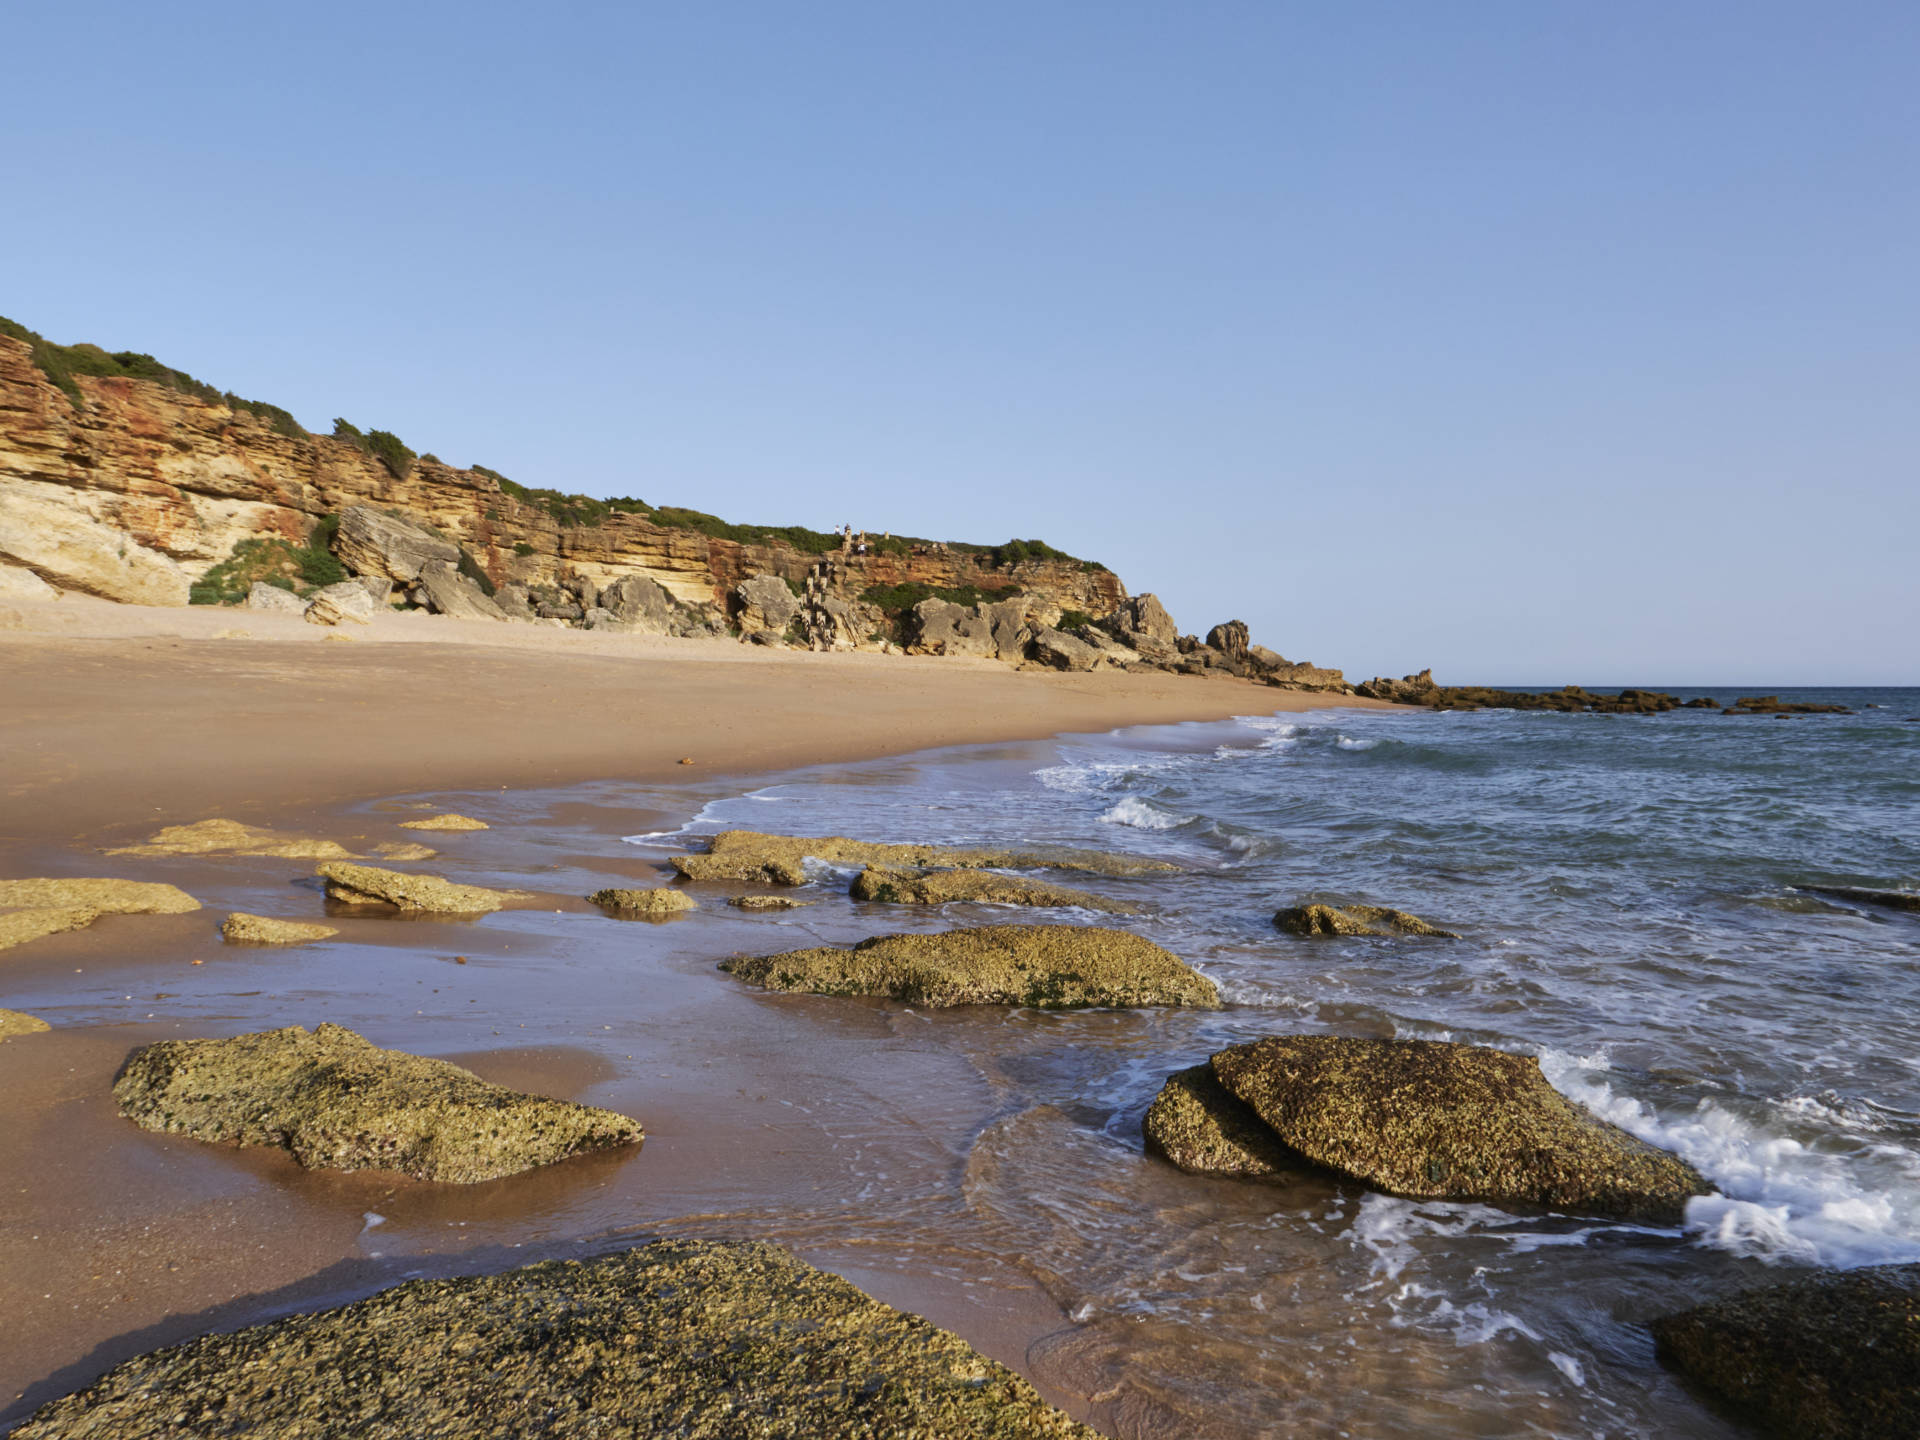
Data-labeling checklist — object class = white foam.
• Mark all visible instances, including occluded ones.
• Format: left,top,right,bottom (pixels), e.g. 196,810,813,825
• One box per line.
1336,734,1377,751
1548,1351,1587,1387
1098,796,1190,830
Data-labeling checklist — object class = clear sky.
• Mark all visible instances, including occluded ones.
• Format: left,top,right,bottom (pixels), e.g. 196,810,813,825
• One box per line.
7,3,1915,683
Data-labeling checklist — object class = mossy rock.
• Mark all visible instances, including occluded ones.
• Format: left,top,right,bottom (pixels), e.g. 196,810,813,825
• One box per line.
0,878,199,915
588,887,697,918
0,906,100,951
721,924,1219,1010
1652,1263,1920,1440
318,862,528,914
850,865,1142,914
113,1023,642,1182
1142,1064,1306,1177
728,894,816,911
0,1008,51,1040
671,830,1180,886
399,813,490,832
11,1239,1099,1440
106,818,357,859
1274,903,1459,938
221,912,339,945
1209,1036,1710,1221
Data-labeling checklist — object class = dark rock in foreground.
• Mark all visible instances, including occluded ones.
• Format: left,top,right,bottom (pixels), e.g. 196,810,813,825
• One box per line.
1652,1263,1920,1440
672,830,1179,886
12,1239,1099,1440
1807,885,1920,914
721,924,1219,1009
114,1023,642,1182
1207,1036,1711,1221
850,864,1142,914
1274,903,1459,938
1142,1064,1306,1177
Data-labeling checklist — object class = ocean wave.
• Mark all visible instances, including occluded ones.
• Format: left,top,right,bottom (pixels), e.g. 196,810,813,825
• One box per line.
1336,734,1378,751
1098,796,1191,830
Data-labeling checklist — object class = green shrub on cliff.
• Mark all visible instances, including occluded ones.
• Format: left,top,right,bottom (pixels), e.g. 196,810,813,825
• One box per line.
479,468,649,528
190,536,347,606
332,419,416,479
456,547,497,597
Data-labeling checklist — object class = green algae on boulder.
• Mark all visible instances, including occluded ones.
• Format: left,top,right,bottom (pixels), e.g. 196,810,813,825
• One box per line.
729,894,816,911
318,862,529,914
221,912,339,945
722,924,1219,1010
1209,1036,1710,1221
11,1239,1099,1440
851,864,1143,914
1652,1263,1920,1440
113,1023,642,1182
671,829,1180,886
588,886,698,918
0,1008,52,1040
1142,1063,1306,1177
1274,903,1459,938
0,877,200,915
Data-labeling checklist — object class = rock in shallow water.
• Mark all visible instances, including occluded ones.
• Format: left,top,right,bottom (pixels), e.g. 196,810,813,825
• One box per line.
399,812,490,832
588,886,697,917
1142,1064,1305,1177
1174,1037,1710,1221
722,924,1219,1009
672,830,1180,886
0,1008,51,1040
0,877,199,915
1274,902,1459,938
106,818,356,859
850,864,1142,914
318,862,528,913
11,1239,1098,1440
0,906,100,951
728,894,815,911
221,912,338,945
1652,1263,1920,1440
113,1023,642,1182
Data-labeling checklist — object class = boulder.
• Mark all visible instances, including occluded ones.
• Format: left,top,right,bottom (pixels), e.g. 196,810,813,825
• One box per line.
316,862,528,914
588,887,698,918
802,593,863,651
221,913,339,945
373,841,438,862
728,894,816,911
671,830,1181,886
112,1022,642,1182
399,813,490,832
598,573,681,635
1808,885,1920,914
0,906,101,951
733,572,800,638
1143,1063,1304,1177
494,583,536,620
0,563,58,603
0,479,189,606
10,1239,1099,1440
1355,669,1441,703
1262,660,1348,691
582,606,615,629
304,586,374,627
331,505,460,584
1103,592,1180,661
1246,644,1287,673
908,598,995,657
1208,1036,1711,1221
981,596,1036,663
1275,903,1459,938
1027,626,1101,673
1651,1263,1920,1440
245,581,306,613
1205,620,1250,662
414,558,508,621
0,1008,51,1040
105,818,355,860
0,877,200,915
850,865,1142,914
720,924,1220,1010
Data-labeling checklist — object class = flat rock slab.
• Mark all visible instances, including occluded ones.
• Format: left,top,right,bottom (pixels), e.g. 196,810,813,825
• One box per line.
851,864,1142,914
12,1239,1098,1440
1275,903,1459,938
221,912,339,945
722,924,1219,1009
318,862,528,914
0,878,199,915
0,1008,51,1040
1209,1036,1710,1221
400,813,490,832
114,1023,642,1182
1142,1064,1307,1177
1652,1263,1920,1440
588,887,698,917
374,841,438,862
106,818,357,859
672,830,1180,886
729,894,816,911
0,906,99,951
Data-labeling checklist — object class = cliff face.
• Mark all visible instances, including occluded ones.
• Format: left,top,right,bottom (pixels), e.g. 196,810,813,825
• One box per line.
0,334,1125,617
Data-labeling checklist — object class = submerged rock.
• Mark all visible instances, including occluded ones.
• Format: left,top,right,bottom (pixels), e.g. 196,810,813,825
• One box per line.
0,1008,51,1040
221,912,339,945
1652,1263,1920,1440
1142,1064,1304,1178
106,818,357,859
1207,1037,1709,1221
721,924,1219,1010
317,862,529,914
588,887,698,918
672,830,1180,886
400,813,490,832
113,1023,642,1182
0,878,200,915
850,865,1142,914
1808,885,1920,914
729,894,816,911
12,1238,1097,1440
374,841,438,862
1274,903,1459,938
0,906,100,951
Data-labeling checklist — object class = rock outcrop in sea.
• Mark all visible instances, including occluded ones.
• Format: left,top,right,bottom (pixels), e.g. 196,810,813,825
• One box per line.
1274,903,1459,938
588,887,698,917
221,913,338,945
113,1023,643,1182
671,830,1180,886
721,924,1219,1009
318,862,528,913
850,865,1142,913
11,1239,1098,1440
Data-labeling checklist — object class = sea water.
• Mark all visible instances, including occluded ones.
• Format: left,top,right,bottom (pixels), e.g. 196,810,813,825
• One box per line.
618,686,1919,1438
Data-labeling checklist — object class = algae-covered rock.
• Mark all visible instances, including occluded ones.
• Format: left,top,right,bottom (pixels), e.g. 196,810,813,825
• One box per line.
12,1238,1099,1440
1651,1263,1920,1440
375,841,438,862
1209,1036,1709,1221
0,1008,52,1040
850,865,1143,914
722,924,1219,1010
672,830,1180,886
589,887,698,918
1142,1064,1304,1177
729,894,816,911
317,862,529,914
400,813,490,832
105,818,357,859
221,912,339,945
1274,903,1459,938
113,1023,642,1182
0,906,100,951
1808,885,1920,914
0,878,200,915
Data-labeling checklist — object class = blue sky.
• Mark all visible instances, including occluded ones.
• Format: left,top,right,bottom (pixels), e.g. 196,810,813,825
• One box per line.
7,3,1915,682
